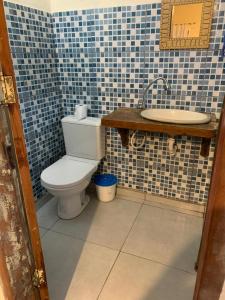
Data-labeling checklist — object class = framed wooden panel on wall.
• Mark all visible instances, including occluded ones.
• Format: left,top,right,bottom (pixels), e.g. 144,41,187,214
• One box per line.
160,0,215,49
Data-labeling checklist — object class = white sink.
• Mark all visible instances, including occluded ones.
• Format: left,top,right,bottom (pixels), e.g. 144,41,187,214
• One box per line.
141,109,211,125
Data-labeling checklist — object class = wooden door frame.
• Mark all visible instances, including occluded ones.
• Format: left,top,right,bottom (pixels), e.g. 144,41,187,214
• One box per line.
0,252,14,299
0,0,225,299
0,107,39,299
0,1,49,299
193,99,225,299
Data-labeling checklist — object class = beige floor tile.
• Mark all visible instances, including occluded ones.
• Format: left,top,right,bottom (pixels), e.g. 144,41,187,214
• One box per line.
144,200,203,217
39,227,48,238
99,253,196,300
116,187,145,203
122,205,203,273
145,194,205,214
52,198,141,250
42,231,118,300
35,192,52,210
37,197,59,229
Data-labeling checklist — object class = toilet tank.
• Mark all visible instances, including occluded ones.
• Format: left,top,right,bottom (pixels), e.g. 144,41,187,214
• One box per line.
61,116,105,160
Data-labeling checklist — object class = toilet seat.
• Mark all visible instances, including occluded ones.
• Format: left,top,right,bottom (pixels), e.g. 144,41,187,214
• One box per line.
41,155,98,189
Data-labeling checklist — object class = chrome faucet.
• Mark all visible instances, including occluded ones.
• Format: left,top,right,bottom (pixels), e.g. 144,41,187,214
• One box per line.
138,77,170,109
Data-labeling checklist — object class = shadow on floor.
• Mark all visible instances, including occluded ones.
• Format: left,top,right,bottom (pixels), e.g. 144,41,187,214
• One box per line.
38,190,114,300
37,191,202,300
141,237,201,300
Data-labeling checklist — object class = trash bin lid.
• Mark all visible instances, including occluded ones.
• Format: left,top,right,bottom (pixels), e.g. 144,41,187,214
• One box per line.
94,174,117,186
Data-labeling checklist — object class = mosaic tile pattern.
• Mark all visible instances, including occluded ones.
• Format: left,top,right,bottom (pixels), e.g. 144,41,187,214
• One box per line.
51,1,224,203
101,129,215,203
52,2,225,115
4,2,65,198
5,1,225,202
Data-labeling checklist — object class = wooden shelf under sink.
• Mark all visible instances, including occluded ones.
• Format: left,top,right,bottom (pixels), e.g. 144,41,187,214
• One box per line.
101,108,218,157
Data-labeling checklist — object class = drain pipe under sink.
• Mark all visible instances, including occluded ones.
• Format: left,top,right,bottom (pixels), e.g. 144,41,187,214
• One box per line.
167,136,177,156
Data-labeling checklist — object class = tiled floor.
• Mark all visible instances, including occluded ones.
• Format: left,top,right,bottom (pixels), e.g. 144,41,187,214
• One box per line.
37,192,203,300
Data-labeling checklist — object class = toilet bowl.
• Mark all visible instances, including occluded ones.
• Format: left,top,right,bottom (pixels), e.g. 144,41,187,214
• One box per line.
40,116,105,219
41,155,98,219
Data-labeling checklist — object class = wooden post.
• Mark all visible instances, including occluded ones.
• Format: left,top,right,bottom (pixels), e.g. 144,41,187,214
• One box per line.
0,1,49,299
194,99,225,299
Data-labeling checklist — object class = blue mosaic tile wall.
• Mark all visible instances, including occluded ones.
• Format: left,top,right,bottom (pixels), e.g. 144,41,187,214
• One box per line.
4,2,65,199
51,1,225,203
4,1,225,203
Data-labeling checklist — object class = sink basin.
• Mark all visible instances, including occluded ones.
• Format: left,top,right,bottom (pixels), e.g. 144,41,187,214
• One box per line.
141,109,211,125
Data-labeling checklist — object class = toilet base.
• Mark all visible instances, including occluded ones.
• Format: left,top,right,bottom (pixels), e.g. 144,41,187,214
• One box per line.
57,191,90,220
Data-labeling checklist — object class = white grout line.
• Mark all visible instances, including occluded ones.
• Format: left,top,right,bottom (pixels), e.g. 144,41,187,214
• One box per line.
143,202,204,218
39,226,49,239
120,251,197,276
97,200,145,299
39,194,201,297
117,188,205,216
49,227,120,252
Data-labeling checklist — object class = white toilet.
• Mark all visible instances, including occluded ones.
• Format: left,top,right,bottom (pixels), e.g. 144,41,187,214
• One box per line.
40,116,105,219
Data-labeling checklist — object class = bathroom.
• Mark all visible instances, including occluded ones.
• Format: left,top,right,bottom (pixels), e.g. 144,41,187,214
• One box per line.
1,0,225,299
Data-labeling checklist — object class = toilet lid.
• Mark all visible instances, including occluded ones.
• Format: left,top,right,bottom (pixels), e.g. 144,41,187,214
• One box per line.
41,157,98,188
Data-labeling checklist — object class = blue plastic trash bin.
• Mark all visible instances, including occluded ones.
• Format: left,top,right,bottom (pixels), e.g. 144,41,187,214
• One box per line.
94,174,117,202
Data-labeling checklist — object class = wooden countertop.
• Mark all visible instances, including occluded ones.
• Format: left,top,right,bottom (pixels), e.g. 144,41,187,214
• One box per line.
101,108,218,139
